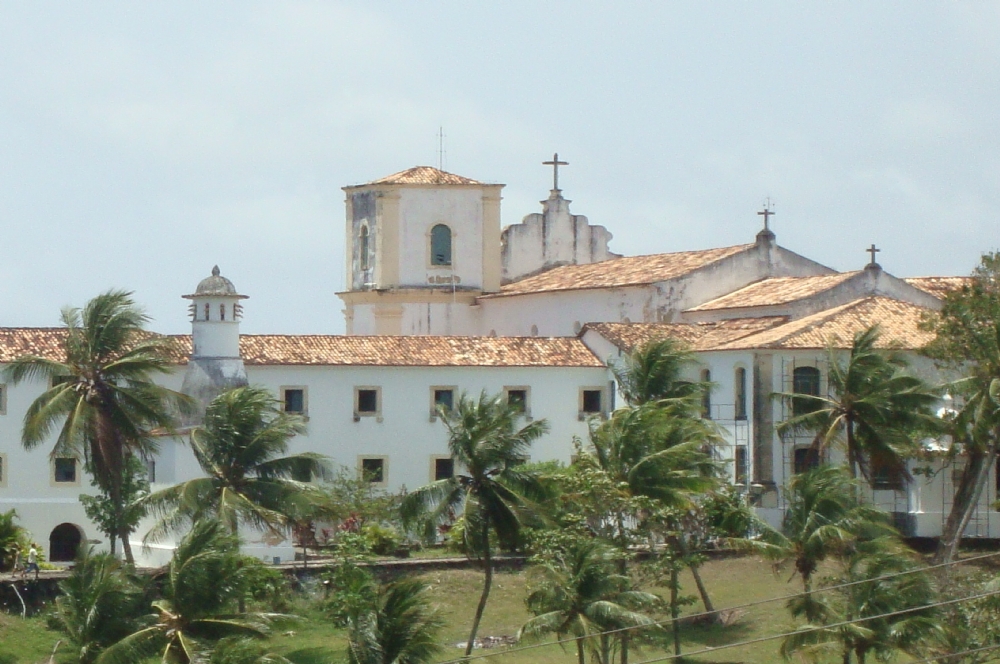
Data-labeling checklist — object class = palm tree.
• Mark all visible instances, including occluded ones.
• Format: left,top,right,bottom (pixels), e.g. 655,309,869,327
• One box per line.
400,391,550,658
742,466,894,623
0,509,27,572
52,547,146,664
778,325,939,483
612,337,704,406
345,578,444,664
2,290,186,563
97,520,280,664
142,386,329,541
781,543,940,664
519,539,661,664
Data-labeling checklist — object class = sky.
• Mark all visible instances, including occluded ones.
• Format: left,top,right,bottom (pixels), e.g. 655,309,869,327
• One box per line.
1,2,998,335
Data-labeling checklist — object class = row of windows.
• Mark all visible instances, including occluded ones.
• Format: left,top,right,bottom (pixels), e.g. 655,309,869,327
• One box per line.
357,224,454,272
279,385,609,421
698,368,748,421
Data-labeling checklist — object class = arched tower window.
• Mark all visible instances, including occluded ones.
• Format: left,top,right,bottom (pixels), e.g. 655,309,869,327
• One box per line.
792,366,822,416
430,224,452,266
359,226,371,271
204,303,210,321
700,369,712,419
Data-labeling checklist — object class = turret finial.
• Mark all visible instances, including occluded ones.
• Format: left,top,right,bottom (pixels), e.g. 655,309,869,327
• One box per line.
212,265,220,276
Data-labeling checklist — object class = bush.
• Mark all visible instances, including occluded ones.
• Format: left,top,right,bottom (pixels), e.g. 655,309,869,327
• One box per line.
321,561,377,627
239,557,291,612
362,523,402,556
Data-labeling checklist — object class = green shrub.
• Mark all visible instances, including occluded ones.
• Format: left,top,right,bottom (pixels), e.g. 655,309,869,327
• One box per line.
362,523,402,556
239,556,291,612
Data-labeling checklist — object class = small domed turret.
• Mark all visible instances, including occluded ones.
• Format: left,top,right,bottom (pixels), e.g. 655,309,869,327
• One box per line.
187,265,246,299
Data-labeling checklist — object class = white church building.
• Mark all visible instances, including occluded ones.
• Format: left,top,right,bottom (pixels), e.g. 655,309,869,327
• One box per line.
0,161,993,565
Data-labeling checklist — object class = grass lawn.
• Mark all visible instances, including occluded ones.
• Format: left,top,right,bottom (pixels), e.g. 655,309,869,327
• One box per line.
0,555,936,664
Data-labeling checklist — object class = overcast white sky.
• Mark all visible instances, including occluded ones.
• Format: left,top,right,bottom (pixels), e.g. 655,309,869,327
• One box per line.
1,2,998,334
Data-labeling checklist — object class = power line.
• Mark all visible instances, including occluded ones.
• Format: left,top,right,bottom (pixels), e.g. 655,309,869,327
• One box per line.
632,588,1000,664
433,550,1000,664
909,642,1000,663
438,551,1000,664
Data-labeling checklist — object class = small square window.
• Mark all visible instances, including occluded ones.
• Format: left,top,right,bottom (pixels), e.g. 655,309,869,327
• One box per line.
504,387,530,417
434,457,454,481
582,389,603,414
356,388,380,416
360,457,386,485
282,388,306,414
54,457,78,484
434,389,454,412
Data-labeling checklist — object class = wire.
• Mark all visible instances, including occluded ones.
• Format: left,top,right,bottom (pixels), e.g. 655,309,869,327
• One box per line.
632,588,1000,664
433,549,1000,664
908,642,1000,663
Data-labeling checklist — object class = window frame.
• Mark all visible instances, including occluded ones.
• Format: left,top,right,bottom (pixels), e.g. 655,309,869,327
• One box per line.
0,453,7,487
280,386,309,418
792,446,821,475
358,455,389,488
428,223,454,268
429,386,457,421
503,386,532,420
734,446,748,484
430,455,455,482
579,386,606,420
0,383,6,415
700,369,713,419
734,366,748,421
52,456,80,487
359,224,371,272
792,366,822,417
354,386,382,422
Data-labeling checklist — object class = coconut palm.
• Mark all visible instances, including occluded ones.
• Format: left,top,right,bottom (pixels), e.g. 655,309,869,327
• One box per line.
2,290,187,563
612,337,705,407
345,578,444,664
743,466,895,623
778,325,939,483
97,520,279,664
142,386,329,541
781,543,940,664
519,539,661,664
400,391,550,658
52,547,146,664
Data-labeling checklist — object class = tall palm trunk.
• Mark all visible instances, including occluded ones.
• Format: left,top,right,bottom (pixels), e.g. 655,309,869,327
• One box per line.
465,520,493,658
935,438,998,564
670,566,681,657
600,634,611,664
615,512,629,664
676,534,717,622
576,638,586,664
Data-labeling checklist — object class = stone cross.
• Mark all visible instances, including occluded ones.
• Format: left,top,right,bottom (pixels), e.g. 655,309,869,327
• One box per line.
543,153,568,191
867,244,881,265
757,202,775,231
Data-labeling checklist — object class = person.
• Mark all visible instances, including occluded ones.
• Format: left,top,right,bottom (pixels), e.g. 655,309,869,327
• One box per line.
24,544,39,580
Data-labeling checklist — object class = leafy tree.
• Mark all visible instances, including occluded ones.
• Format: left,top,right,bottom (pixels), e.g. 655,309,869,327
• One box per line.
2,290,187,563
52,546,147,664
400,391,549,658
142,386,329,541
96,520,281,664
928,572,1000,663
519,539,661,664
738,466,894,622
0,509,29,572
345,578,444,664
923,252,1000,564
778,325,939,483
781,543,939,664
80,455,150,558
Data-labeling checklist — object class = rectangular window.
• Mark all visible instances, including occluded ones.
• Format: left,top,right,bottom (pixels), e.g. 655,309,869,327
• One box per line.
430,387,456,419
0,383,6,415
735,446,748,484
792,366,822,417
734,368,747,420
793,447,820,475
54,457,78,484
504,387,530,416
0,454,6,487
355,387,381,419
433,457,454,481
581,388,604,416
359,457,387,486
282,387,307,415
146,459,156,484
871,459,904,491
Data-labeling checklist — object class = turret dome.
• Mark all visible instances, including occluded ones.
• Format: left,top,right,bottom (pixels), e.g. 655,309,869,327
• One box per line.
184,266,247,299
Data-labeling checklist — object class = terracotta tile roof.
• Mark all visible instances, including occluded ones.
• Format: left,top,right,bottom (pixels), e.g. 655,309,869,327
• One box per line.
366,166,482,186
584,318,788,353
488,244,754,298
712,297,936,351
687,272,859,311
0,330,603,368
904,276,972,300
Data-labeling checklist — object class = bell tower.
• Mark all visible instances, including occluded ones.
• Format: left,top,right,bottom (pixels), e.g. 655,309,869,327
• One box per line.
338,166,503,335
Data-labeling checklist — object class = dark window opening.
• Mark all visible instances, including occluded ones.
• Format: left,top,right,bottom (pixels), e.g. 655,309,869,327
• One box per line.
735,367,747,420
359,226,370,271
430,224,452,266
361,458,384,483
434,389,454,413
284,389,305,414
220,304,226,321
204,303,210,320
49,523,82,562
54,458,77,483
146,459,156,483
434,458,454,481
582,389,603,414
506,389,528,413
0,456,4,483
792,366,822,416
735,446,748,483
357,389,379,414
700,369,712,419
793,448,820,475
871,459,905,491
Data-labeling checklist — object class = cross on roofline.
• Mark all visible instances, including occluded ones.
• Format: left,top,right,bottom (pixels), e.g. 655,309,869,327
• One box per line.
867,243,881,266
542,153,568,191
757,198,775,231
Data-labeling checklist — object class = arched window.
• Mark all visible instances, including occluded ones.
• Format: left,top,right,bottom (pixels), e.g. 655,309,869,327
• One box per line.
700,369,712,419
430,224,452,266
792,366,822,416
219,304,226,321
734,367,747,420
204,303,210,321
359,226,370,271
49,523,83,562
